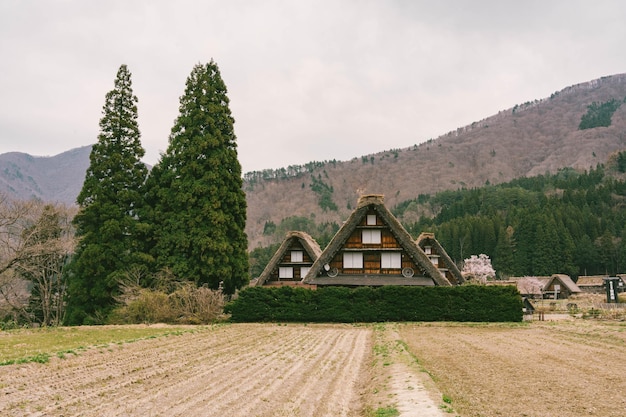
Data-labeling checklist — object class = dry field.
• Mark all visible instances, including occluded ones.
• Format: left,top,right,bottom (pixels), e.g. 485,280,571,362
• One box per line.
398,319,626,417
0,319,625,417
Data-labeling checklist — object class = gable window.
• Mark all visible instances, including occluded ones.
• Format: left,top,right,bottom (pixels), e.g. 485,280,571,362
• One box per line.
279,267,293,278
343,252,363,268
424,246,432,255
291,250,303,262
381,252,402,269
366,214,377,225
362,229,381,244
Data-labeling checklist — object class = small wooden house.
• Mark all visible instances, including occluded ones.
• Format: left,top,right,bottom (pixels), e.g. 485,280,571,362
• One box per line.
252,231,322,287
303,194,452,287
542,274,581,299
415,232,465,285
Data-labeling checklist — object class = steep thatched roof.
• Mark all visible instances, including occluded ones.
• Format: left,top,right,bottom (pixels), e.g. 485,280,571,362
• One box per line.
509,276,550,296
303,194,452,286
253,231,322,286
575,275,606,287
543,274,581,294
415,232,465,285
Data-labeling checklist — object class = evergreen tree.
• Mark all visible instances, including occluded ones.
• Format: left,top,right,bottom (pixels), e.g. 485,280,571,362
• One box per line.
493,225,515,278
144,60,248,294
65,64,148,325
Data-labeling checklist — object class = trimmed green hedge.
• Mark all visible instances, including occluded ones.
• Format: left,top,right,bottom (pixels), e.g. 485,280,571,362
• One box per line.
225,285,523,322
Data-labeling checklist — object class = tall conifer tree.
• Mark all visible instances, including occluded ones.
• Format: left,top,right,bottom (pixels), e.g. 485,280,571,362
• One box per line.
66,65,148,324
144,60,248,294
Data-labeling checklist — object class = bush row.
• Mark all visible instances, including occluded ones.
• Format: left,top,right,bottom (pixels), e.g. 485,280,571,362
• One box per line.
225,285,523,322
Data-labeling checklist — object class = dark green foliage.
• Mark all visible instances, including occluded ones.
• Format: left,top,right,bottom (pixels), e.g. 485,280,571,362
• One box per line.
143,61,248,294
65,65,148,325
248,243,279,278
261,216,339,249
262,220,276,236
578,98,623,130
617,151,626,173
397,165,626,278
225,285,523,322
310,175,338,212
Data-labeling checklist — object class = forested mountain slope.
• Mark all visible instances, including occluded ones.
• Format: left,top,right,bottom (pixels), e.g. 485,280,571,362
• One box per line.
245,74,626,247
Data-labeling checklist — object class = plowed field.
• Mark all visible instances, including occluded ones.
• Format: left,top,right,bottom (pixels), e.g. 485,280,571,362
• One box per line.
1,324,379,416
2,320,625,417
398,320,626,417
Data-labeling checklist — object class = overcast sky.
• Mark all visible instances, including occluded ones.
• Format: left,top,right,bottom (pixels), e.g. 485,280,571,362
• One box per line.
1,1,625,173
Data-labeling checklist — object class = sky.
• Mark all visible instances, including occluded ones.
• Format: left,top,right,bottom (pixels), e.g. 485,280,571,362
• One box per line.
1,1,626,174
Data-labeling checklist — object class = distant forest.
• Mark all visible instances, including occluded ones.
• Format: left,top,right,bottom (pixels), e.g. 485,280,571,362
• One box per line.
251,159,626,279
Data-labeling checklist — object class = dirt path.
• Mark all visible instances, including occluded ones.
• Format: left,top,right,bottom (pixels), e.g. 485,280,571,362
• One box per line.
367,324,448,417
0,324,373,417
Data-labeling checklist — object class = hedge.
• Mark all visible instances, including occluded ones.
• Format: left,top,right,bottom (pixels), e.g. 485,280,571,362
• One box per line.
225,285,523,322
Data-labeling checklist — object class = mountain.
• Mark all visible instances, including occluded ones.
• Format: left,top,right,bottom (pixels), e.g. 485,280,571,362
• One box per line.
244,74,626,247
0,145,91,205
2,74,626,248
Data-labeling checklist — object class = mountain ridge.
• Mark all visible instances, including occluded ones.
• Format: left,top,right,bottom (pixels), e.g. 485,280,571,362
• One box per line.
2,74,626,248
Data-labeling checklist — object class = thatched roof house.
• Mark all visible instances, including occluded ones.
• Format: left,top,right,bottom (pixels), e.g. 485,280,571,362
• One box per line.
508,276,550,298
303,194,452,287
415,232,465,285
575,275,606,294
252,231,322,287
576,275,626,294
543,274,581,299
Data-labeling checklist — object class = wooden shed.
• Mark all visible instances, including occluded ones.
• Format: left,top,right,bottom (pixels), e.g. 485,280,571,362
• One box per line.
303,194,452,287
252,231,321,287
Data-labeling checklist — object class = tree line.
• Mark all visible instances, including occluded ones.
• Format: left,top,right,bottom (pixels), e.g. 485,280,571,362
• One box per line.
397,164,626,278
1,61,249,326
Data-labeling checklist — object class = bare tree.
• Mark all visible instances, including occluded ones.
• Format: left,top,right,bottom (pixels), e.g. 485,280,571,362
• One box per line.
0,194,75,325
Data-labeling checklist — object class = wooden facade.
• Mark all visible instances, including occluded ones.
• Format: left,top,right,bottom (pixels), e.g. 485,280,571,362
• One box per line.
542,274,582,299
415,232,465,285
322,207,424,278
304,195,452,287
252,231,321,287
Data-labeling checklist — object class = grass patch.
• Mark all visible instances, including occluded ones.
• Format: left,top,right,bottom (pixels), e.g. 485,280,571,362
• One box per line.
374,407,400,417
0,325,202,366
364,406,399,417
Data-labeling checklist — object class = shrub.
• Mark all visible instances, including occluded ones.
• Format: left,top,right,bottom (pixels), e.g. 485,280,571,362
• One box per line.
109,283,224,324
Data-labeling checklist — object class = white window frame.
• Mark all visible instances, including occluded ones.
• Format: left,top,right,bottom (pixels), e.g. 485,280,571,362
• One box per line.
300,266,311,278
278,267,294,278
343,252,363,269
362,229,381,244
366,214,377,225
291,250,303,262
381,252,402,269
423,246,432,255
